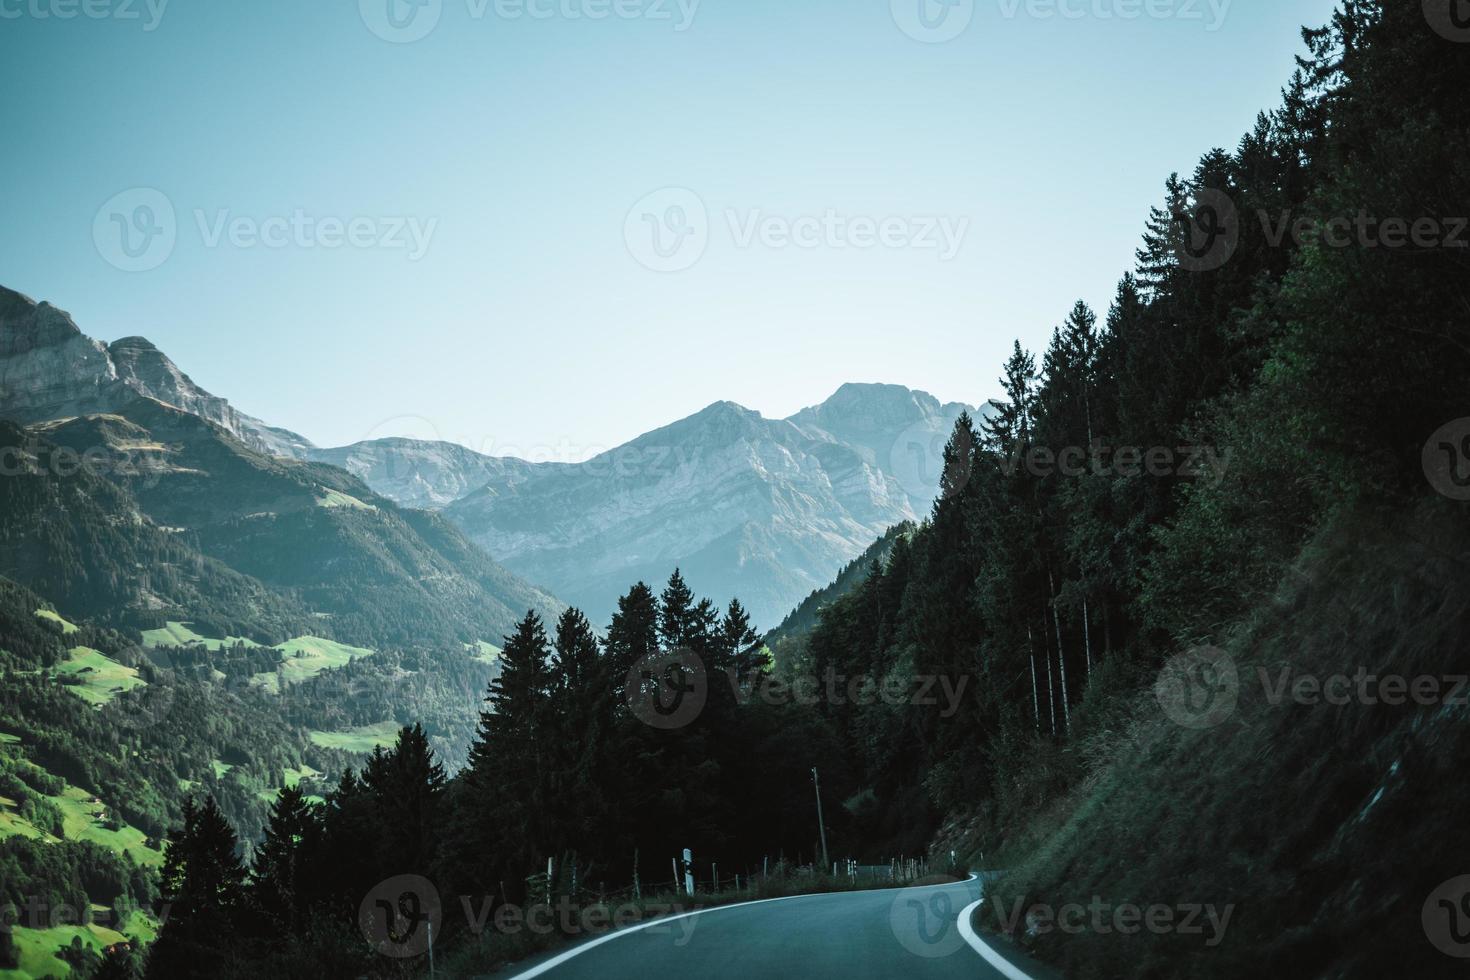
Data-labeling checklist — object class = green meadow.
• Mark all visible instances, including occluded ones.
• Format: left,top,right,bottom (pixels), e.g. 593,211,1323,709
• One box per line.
308,721,399,753
250,636,374,692
50,647,144,707
139,620,259,651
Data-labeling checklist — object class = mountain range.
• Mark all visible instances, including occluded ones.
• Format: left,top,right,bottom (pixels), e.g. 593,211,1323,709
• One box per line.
1,284,982,629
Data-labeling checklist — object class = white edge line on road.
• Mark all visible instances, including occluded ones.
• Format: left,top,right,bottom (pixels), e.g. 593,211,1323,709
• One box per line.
957,895,1039,980
506,873,983,979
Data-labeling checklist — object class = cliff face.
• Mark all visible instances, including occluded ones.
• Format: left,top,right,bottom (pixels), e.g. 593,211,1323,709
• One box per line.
0,287,120,420
0,286,312,458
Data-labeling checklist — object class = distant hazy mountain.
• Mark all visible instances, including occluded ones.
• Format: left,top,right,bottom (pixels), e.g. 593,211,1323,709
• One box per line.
0,285,312,458
0,282,985,632
307,438,549,510
0,285,561,649
442,389,980,629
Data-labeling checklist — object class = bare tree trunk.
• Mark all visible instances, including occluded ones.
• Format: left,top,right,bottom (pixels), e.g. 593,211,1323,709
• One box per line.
1027,627,1041,734
1043,623,1057,737
1082,595,1094,683
1048,573,1071,735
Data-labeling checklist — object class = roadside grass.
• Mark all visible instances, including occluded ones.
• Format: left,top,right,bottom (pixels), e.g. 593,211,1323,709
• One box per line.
50,647,145,706
308,721,400,753
980,503,1470,980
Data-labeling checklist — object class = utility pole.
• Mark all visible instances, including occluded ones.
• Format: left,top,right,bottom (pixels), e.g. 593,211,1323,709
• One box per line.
811,768,830,872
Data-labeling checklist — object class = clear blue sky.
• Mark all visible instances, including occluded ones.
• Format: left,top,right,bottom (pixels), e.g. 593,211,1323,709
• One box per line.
0,0,1338,458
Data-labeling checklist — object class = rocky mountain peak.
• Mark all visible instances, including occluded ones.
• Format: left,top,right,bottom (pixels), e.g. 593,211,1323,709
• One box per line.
108,335,159,353
0,283,313,459
0,286,96,358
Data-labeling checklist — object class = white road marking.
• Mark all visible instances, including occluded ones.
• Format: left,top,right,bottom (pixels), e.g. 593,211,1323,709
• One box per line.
956,891,1041,980
506,873,983,979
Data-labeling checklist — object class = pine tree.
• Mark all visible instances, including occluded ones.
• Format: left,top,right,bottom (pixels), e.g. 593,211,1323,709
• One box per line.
604,582,659,698
460,611,552,895
658,569,696,649
720,598,765,680
548,607,608,849
935,411,978,514
982,342,1037,459
249,786,325,937
361,724,446,877
146,796,247,979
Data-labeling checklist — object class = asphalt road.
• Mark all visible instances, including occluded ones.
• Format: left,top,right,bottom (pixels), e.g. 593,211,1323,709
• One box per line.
505,875,1033,980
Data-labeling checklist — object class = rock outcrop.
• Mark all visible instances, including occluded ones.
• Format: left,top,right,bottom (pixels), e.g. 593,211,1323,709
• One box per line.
0,286,312,458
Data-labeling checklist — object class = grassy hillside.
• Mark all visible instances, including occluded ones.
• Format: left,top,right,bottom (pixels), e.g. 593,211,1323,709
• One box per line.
38,398,562,649
983,501,1470,978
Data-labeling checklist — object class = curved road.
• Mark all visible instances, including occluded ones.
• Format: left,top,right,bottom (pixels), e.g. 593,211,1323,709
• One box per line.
505,875,1038,980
